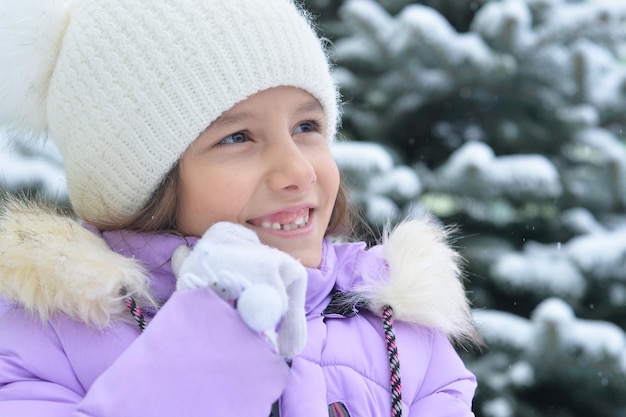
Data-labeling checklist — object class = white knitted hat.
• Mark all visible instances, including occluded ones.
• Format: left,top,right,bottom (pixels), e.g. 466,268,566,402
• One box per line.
0,0,338,224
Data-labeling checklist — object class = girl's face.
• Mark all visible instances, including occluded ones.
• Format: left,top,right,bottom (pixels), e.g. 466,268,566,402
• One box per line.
177,86,340,268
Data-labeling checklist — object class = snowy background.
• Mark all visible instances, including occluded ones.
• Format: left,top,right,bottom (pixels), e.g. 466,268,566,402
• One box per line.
2,0,626,415
0,133,67,200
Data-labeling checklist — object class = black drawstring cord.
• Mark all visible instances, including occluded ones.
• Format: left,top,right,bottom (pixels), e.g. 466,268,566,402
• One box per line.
121,290,147,332
324,291,403,417
383,304,403,417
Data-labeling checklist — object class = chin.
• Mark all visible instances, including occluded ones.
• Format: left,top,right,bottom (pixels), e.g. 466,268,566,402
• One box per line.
285,248,321,269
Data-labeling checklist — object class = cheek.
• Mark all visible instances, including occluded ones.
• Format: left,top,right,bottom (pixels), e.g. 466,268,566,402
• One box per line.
318,157,340,198
179,175,255,233
177,162,229,234
182,182,241,215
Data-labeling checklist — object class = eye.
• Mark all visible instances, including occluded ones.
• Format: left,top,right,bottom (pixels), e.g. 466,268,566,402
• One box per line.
218,131,250,146
294,120,322,134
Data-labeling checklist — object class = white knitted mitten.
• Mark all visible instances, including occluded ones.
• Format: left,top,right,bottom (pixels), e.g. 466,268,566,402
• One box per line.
171,222,307,359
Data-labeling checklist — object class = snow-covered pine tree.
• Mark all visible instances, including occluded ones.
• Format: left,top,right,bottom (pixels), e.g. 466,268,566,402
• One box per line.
0,132,67,202
308,0,626,415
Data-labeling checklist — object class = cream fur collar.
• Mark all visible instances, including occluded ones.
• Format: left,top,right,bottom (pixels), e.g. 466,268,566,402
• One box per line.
0,196,481,346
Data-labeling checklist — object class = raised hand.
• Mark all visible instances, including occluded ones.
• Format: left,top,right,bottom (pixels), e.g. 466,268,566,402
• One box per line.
171,222,308,359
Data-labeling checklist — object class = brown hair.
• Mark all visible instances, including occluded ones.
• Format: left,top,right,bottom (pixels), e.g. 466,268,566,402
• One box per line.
95,162,354,238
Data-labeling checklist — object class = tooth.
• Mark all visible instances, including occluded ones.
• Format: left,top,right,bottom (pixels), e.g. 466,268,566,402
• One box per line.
283,224,292,231
272,223,281,230
295,217,304,226
262,221,272,229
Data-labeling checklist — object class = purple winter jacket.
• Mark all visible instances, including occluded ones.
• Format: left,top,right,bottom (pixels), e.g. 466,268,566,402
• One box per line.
0,200,480,416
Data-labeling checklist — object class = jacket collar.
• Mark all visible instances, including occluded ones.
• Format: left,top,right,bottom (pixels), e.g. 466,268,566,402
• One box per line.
93,227,341,315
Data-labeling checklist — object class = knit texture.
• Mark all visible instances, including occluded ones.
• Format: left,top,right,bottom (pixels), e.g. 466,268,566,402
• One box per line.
35,0,337,224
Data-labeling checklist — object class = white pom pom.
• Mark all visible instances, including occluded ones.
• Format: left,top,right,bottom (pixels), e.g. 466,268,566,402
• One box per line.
237,284,285,333
0,0,72,138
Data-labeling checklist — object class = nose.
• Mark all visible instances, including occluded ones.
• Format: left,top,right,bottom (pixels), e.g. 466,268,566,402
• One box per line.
265,136,317,192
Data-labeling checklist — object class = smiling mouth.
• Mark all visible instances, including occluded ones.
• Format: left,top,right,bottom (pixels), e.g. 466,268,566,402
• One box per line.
250,208,311,231
259,211,310,231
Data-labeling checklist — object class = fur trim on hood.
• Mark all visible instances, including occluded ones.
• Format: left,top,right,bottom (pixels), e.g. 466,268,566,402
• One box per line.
0,195,155,327
354,217,483,348
0,196,481,347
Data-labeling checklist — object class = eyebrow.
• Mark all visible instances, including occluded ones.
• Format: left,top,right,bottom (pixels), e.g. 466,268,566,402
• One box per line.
297,99,324,115
210,99,324,129
210,110,257,129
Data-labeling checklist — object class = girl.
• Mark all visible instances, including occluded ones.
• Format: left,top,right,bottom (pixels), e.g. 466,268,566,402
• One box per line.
0,0,482,416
